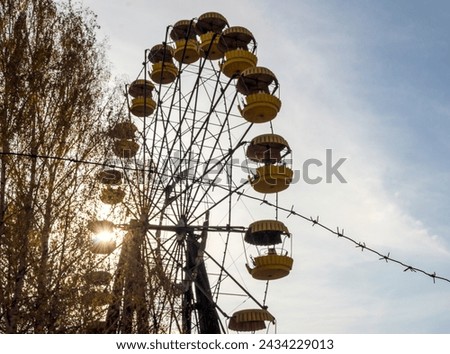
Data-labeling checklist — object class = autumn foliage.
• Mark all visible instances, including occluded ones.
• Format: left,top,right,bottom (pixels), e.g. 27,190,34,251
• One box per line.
0,0,114,333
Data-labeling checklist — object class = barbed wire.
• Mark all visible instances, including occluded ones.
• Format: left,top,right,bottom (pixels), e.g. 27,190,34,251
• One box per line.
0,150,151,172
2,150,449,285
236,190,450,285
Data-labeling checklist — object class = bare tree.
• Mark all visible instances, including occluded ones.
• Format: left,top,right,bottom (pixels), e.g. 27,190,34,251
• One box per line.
0,0,117,333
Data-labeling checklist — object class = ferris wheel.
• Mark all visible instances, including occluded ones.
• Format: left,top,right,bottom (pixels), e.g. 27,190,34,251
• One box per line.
85,12,295,334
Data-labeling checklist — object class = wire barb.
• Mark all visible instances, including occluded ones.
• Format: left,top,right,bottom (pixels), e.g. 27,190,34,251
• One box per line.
287,205,295,218
356,242,366,251
260,197,269,205
379,252,390,263
310,216,319,226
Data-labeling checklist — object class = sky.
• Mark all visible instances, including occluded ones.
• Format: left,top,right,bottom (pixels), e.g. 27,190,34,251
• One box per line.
78,0,450,333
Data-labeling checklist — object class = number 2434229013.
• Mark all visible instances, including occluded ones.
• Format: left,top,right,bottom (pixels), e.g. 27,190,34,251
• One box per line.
258,339,334,350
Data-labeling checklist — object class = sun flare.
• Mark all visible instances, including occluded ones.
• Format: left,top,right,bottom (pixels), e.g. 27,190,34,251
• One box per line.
94,230,114,243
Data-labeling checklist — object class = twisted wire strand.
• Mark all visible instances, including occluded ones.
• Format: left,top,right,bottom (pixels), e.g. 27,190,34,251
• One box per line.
236,191,450,285
0,150,141,171
2,150,449,284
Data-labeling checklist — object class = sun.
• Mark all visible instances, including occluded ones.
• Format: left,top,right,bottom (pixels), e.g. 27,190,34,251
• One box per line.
93,229,114,243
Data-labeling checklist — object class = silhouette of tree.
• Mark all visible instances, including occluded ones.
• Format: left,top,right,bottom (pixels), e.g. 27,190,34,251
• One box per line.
0,0,118,333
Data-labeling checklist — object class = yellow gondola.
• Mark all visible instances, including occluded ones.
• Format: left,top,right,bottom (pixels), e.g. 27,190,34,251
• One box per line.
196,12,228,34
96,169,122,185
236,67,278,95
199,32,223,60
218,26,255,51
246,253,294,280
171,20,200,64
221,49,258,78
196,12,228,60
148,44,179,84
150,61,178,85
246,134,290,164
228,309,275,332
244,220,293,280
250,164,293,194
173,38,200,64
245,219,289,245
128,79,156,117
128,79,155,98
148,44,175,63
239,92,281,123
108,122,138,140
112,139,139,159
100,186,125,205
130,96,156,117
219,27,257,78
